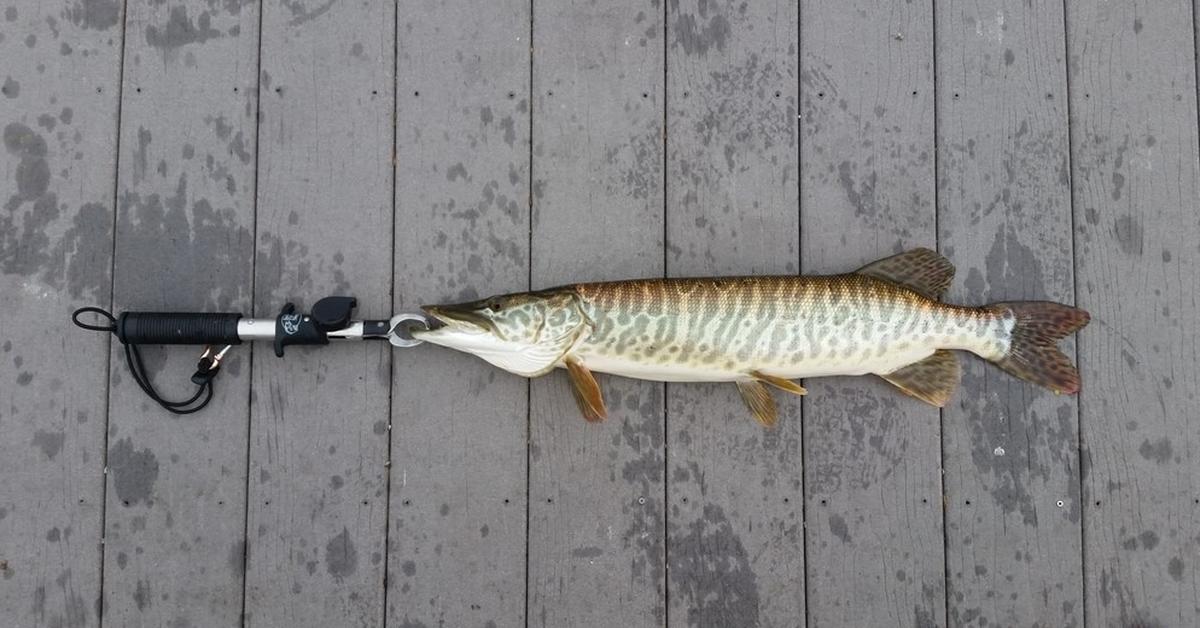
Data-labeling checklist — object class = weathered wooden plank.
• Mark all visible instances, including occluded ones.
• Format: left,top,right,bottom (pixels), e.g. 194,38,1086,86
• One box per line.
528,1,666,625
388,1,530,626
799,1,944,625
664,1,803,626
0,1,124,625
103,1,259,625
935,3,1084,626
242,2,394,626
1067,0,1200,625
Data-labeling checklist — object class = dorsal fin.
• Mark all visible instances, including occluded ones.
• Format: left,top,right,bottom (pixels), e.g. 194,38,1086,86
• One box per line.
855,248,955,300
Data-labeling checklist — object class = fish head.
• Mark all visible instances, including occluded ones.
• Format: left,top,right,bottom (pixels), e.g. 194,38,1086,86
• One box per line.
415,288,589,376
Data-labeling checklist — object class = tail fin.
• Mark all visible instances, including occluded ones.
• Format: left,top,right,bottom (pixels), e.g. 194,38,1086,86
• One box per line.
990,301,1090,394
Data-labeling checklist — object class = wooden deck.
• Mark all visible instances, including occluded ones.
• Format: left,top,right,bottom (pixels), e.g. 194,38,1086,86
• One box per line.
2,1,1197,626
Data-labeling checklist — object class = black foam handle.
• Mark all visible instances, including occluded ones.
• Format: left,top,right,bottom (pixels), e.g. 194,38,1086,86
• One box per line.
116,312,243,346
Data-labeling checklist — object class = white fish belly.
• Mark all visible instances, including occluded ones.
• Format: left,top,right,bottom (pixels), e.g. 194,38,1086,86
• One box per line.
761,345,940,378
569,343,941,383
567,352,744,382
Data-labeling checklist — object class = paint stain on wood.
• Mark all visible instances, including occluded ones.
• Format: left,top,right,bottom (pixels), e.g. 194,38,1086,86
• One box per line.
669,503,760,626
108,438,159,506
325,527,358,579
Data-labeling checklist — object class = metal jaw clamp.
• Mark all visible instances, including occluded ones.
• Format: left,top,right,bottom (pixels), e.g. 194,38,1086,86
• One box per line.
386,313,430,348
269,297,430,355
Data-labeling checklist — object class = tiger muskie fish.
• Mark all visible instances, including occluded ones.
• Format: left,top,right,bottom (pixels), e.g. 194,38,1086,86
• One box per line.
413,249,1089,427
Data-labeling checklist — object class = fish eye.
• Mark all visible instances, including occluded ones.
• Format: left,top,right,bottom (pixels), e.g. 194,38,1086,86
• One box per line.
486,299,503,312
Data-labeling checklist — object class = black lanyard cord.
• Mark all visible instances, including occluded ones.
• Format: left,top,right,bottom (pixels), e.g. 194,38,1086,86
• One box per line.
123,342,214,415
73,307,219,415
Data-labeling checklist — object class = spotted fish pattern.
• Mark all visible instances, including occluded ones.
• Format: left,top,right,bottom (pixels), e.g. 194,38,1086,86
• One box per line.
416,249,1090,427
572,274,1008,381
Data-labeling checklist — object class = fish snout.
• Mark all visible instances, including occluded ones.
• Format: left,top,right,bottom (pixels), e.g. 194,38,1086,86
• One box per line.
418,303,492,333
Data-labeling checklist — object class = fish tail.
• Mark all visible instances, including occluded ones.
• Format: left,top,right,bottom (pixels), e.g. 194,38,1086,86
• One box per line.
988,301,1090,394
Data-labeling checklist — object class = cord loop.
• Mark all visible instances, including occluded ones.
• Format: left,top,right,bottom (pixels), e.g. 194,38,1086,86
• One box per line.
72,306,117,332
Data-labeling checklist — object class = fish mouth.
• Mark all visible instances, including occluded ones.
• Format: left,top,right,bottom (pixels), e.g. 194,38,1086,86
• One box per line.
419,303,494,334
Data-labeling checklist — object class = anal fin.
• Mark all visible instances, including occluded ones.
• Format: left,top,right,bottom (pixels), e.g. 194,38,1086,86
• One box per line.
565,357,607,422
878,350,960,407
751,370,808,396
736,380,778,428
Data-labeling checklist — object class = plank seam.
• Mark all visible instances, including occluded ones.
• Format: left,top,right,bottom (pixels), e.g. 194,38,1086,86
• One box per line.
96,2,131,625
796,1,810,626
661,0,670,624
930,0,951,624
382,1,401,625
238,1,267,625
524,1,535,625
1060,0,1088,624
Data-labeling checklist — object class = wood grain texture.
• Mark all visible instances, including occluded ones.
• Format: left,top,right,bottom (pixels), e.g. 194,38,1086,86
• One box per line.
103,1,259,625
528,0,666,625
243,2,394,626
389,1,531,626
936,2,1085,626
0,1,124,625
665,1,804,626
799,1,944,626
1068,0,1200,625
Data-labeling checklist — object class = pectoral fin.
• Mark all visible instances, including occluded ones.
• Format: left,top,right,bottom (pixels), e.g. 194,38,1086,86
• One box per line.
565,357,607,423
878,350,960,407
751,370,808,396
736,380,778,428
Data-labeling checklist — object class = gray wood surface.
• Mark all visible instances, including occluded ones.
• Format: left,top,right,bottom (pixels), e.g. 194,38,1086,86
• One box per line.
5,0,1200,626
664,1,804,626
1068,0,1200,625
389,1,531,626
0,1,123,626
243,2,394,626
103,1,259,625
527,1,666,625
799,1,945,626
936,2,1085,626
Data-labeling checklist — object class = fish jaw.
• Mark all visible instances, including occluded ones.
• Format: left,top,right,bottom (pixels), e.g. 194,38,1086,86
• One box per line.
414,302,588,377
413,323,544,375
419,303,499,336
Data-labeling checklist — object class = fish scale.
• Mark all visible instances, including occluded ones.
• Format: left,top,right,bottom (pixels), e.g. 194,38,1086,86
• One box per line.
571,275,1004,383
414,248,1090,426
